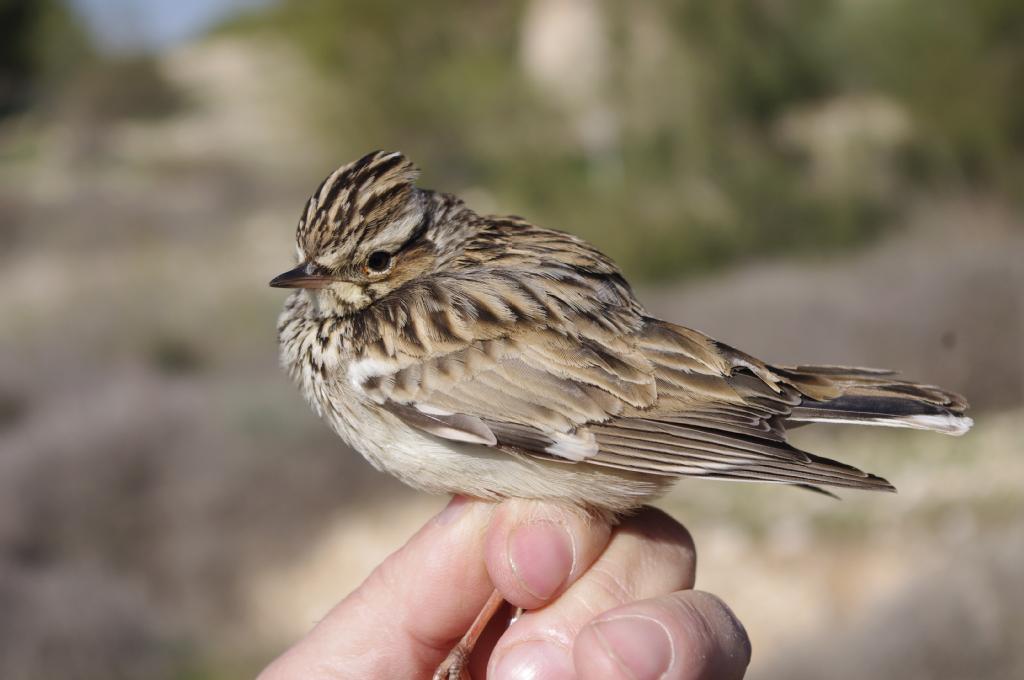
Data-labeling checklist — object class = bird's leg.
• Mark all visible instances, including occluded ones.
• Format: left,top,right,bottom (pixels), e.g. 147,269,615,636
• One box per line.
433,588,507,680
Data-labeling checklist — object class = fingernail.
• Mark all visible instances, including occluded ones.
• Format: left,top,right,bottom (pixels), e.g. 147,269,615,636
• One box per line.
491,640,573,680
591,615,674,680
507,520,575,600
434,495,469,526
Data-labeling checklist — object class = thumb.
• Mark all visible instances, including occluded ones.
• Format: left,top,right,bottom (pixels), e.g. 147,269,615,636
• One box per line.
258,496,497,680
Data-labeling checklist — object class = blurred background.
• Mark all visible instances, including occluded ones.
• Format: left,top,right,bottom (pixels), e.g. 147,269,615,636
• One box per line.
1,0,1022,678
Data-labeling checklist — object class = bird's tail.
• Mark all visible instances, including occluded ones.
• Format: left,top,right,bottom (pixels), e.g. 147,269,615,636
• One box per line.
773,365,972,436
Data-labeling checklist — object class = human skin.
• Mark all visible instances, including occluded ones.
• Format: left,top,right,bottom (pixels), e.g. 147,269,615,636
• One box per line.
257,496,751,679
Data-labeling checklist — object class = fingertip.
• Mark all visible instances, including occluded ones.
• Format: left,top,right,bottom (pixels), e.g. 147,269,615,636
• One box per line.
507,519,577,600
575,591,750,680
576,614,675,680
489,639,575,680
484,500,612,609
678,591,752,676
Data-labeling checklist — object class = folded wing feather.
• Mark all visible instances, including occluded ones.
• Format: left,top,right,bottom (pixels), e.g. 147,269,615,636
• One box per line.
356,313,928,492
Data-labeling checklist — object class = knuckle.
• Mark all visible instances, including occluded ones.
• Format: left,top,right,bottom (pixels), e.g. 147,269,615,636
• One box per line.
584,563,638,606
624,507,697,572
634,507,696,552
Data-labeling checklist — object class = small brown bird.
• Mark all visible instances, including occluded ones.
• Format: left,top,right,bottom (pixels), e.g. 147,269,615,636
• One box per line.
271,150,971,678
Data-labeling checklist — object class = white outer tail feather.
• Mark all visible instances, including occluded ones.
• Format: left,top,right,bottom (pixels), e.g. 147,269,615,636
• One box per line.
790,413,973,436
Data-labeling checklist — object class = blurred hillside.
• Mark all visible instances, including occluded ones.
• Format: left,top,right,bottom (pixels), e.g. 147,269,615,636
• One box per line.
219,0,1024,278
0,1,1022,679
6,0,1024,278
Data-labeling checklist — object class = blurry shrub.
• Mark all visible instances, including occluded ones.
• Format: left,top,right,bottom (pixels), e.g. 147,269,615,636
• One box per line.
67,56,186,123
147,335,206,376
836,0,1024,194
0,391,28,432
0,0,94,117
1,0,184,140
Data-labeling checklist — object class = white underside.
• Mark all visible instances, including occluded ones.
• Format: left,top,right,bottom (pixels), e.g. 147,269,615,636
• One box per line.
304,358,668,514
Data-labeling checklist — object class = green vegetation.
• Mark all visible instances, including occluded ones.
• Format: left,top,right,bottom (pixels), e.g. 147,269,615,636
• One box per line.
0,0,93,115
7,0,1022,278
0,0,182,127
219,0,1024,280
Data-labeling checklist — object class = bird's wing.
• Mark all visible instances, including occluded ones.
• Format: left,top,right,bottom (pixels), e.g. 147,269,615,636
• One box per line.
590,320,894,490
347,274,893,492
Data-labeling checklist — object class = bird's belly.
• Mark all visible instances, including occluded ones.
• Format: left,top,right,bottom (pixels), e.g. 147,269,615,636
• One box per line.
281,334,668,513
315,381,668,513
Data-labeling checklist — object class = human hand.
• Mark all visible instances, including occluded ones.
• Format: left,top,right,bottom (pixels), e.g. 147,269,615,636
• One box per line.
258,496,750,679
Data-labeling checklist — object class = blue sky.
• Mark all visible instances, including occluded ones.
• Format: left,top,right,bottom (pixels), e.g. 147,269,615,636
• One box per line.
68,0,274,52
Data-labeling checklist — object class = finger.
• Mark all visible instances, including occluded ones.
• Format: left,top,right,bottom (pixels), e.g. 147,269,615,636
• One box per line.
574,591,751,680
488,506,697,679
484,499,613,609
258,496,495,680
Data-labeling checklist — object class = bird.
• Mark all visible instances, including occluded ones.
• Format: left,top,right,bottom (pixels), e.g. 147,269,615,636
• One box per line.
271,150,971,679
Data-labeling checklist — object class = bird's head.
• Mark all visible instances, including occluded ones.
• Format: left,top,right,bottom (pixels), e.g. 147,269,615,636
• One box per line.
270,151,449,315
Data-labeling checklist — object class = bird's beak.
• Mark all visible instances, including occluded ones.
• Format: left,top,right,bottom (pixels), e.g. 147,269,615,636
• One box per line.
269,261,334,289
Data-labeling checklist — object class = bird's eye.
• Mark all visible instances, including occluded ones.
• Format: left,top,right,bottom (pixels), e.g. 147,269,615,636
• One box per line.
366,251,392,273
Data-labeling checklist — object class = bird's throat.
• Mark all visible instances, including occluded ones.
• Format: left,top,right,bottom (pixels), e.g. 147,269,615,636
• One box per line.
307,282,371,318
